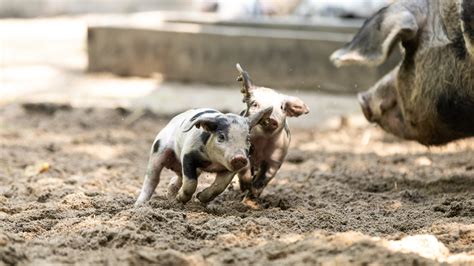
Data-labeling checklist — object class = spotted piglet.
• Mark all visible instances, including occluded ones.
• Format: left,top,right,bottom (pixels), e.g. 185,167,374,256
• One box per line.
236,64,309,199
135,107,273,206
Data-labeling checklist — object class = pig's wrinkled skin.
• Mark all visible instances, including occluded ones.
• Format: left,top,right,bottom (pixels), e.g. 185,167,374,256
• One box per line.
236,64,310,198
331,0,474,146
135,107,272,206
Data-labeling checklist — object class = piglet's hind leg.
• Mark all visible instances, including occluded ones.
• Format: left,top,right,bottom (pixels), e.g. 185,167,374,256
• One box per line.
135,154,164,206
167,174,182,200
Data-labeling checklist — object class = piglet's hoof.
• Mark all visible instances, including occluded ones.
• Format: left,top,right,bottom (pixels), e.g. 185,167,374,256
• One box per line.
169,197,183,206
133,201,145,208
196,192,205,202
196,192,212,204
176,194,191,204
167,190,179,200
250,187,264,199
242,196,261,210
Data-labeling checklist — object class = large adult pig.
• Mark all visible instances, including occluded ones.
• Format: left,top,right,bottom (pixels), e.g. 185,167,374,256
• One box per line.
235,64,309,199
330,0,474,145
135,107,272,206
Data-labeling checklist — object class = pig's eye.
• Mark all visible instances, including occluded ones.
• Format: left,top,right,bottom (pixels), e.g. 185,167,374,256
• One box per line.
217,134,226,142
251,102,259,108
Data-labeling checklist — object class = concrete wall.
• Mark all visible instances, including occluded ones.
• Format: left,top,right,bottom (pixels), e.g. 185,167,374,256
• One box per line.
88,21,400,93
164,14,364,34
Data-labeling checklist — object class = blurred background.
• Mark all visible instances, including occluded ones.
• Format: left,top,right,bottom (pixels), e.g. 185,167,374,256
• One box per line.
0,0,396,129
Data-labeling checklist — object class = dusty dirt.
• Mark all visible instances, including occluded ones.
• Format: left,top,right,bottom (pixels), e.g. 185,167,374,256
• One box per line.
0,103,473,265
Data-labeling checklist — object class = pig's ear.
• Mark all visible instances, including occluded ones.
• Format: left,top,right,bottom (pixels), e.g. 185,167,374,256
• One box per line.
248,106,273,128
330,5,419,67
284,96,309,117
184,117,218,132
236,63,255,100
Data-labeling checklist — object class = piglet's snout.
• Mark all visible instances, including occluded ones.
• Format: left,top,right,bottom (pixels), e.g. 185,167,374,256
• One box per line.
262,118,279,131
230,155,248,171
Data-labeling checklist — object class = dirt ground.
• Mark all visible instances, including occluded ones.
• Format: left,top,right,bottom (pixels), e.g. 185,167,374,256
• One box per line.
0,103,473,265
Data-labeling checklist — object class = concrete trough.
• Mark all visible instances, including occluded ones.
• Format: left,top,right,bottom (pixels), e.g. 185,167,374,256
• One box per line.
88,18,400,93
163,14,365,34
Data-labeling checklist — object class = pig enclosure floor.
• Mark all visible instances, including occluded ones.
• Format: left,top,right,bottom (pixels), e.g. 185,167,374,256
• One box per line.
0,104,473,265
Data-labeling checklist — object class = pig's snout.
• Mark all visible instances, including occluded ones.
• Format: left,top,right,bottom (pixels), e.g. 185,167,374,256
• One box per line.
230,155,248,171
357,92,374,122
262,118,279,131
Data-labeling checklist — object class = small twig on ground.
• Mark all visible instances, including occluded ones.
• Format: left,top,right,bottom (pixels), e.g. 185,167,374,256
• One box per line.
123,108,147,127
304,168,319,182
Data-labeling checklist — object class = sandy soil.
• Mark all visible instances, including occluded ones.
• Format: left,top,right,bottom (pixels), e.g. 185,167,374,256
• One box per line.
0,103,473,265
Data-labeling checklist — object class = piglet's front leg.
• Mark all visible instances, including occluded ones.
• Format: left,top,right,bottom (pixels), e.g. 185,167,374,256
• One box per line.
250,160,282,198
197,171,235,203
176,152,201,204
249,141,288,198
237,167,252,192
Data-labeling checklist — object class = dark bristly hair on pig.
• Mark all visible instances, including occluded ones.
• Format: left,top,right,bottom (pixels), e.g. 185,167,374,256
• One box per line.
331,0,474,146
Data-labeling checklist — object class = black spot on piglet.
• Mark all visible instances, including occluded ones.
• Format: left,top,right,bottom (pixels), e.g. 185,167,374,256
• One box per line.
152,140,161,153
189,110,218,122
183,151,211,180
200,132,211,144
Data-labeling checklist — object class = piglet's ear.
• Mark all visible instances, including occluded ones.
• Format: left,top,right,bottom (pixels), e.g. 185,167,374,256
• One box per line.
184,117,218,132
248,106,273,128
284,96,309,117
330,4,419,67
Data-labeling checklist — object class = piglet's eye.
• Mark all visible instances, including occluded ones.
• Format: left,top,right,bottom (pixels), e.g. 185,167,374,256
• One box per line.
217,134,225,142
252,102,259,108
